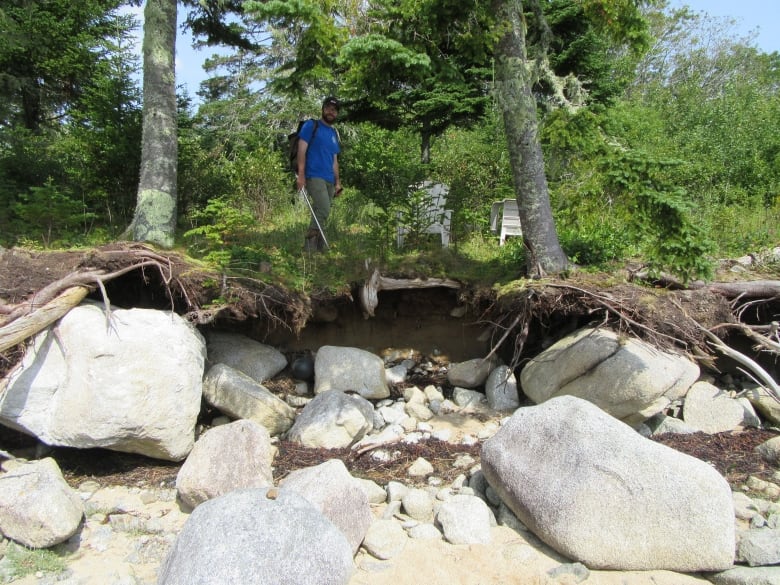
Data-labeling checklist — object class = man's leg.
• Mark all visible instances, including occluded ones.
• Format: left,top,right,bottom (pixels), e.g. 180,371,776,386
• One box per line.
305,178,335,251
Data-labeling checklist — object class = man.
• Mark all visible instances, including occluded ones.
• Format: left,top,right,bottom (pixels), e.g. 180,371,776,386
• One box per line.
296,96,342,252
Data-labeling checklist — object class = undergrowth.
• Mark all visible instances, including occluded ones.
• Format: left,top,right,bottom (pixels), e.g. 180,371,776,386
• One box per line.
0,542,68,582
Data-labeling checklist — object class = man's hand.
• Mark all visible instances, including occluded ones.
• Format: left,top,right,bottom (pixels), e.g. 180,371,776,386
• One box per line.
335,181,343,196
296,175,306,191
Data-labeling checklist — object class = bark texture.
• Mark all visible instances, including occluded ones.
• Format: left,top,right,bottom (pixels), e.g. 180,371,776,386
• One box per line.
491,0,568,276
131,0,178,248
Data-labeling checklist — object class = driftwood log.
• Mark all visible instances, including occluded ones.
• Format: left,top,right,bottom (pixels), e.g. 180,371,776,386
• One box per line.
359,268,460,318
0,286,89,353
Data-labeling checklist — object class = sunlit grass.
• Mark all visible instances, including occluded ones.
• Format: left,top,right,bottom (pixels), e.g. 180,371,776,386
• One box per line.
0,542,68,580
180,184,780,294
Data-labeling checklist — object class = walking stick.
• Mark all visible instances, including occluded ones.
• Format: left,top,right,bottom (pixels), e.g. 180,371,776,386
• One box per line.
299,187,329,250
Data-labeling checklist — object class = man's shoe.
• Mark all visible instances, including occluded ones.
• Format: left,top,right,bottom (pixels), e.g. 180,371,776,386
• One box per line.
304,228,320,253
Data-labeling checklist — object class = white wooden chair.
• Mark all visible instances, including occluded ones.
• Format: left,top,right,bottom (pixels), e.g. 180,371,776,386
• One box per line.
396,182,452,248
490,198,523,245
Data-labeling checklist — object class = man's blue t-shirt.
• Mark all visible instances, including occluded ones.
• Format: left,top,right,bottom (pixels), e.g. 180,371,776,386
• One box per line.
300,120,340,183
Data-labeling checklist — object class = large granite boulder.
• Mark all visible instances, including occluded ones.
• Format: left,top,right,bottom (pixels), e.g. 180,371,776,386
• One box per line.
0,302,205,461
157,487,354,585
481,396,735,572
520,327,699,425
314,345,390,399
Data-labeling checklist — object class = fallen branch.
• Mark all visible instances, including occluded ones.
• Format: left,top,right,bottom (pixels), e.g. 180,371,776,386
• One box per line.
351,435,403,458
0,286,90,353
483,313,523,363
706,280,780,300
710,322,780,355
360,268,460,318
698,327,780,404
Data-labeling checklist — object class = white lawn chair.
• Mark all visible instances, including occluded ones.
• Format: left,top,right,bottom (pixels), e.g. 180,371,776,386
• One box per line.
396,182,452,248
490,199,523,245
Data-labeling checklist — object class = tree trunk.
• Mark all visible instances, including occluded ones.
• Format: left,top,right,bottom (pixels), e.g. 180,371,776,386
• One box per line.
130,0,178,248
491,0,568,277
421,120,431,165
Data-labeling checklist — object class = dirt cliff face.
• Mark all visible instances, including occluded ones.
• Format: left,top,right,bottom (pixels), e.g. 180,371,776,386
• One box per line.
2,243,780,493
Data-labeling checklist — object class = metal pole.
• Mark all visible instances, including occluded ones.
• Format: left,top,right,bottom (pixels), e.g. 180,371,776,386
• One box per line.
299,187,329,249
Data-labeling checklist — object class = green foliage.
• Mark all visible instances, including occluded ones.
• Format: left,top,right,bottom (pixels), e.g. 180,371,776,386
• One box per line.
12,179,96,247
430,114,514,239
602,150,715,282
244,0,348,93
0,0,128,131
395,187,446,250
0,542,67,581
184,196,259,268
0,4,141,245
633,187,715,282
3,0,778,290
541,1,647,104
558,220,632,266
343,123,426,213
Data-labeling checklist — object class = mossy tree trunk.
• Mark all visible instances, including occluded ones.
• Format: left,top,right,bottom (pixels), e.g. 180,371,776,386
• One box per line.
491,0,568,277
130,0,177,248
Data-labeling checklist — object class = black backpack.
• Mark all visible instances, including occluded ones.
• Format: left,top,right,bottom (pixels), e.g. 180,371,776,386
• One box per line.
288,119,319,174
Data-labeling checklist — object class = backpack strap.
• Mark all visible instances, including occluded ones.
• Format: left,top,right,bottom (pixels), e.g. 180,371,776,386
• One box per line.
310,119,319,145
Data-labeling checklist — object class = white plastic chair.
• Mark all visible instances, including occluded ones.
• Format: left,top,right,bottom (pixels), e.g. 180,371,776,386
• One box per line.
396,182,452,248
490,199,523,245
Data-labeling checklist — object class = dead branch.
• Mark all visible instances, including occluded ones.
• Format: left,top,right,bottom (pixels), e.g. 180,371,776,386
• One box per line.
483,313,522,363
0,256,173,352
706,280,780,299
360,268,460,318
2,260,162,326
700,328,780,404
710,322,780,355
351,435,403,458
673,294,780,403
0,286,90,353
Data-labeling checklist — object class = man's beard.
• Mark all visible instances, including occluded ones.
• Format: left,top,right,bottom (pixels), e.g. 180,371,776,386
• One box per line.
323,112,337,124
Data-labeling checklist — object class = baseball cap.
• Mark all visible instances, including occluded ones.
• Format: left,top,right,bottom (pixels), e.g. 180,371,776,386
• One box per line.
322,96,340,111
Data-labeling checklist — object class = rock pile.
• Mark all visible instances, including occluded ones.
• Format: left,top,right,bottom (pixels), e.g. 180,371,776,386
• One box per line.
0,302,779,584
